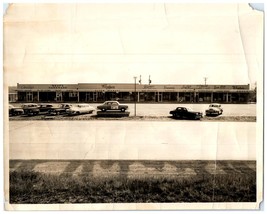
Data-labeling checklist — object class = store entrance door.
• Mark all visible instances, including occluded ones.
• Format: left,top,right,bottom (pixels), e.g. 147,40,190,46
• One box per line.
85,92,91,102
93,92,97,102
26,92,33,102
156,92,162,102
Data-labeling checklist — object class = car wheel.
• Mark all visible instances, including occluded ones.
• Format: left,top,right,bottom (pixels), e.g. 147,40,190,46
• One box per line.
121,108,125,112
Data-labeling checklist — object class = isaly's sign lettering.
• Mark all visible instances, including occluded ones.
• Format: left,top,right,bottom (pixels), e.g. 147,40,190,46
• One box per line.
49,84,67,89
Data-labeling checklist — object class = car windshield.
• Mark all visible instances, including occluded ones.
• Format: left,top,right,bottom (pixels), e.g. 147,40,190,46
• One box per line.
187,107,193,111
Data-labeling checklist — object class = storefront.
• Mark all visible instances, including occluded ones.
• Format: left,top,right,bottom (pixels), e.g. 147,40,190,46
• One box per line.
8,86,18,103
10,83,252,104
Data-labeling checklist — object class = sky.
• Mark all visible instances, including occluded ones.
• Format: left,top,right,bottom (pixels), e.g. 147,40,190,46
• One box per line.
3,3,263,86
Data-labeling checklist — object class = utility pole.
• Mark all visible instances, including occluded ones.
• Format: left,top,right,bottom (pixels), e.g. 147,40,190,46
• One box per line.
134,76,137,116
204,77,208,85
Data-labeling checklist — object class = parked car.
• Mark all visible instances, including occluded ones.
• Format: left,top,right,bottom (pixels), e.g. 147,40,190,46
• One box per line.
205,103,223,116
39,103,56,113
66,104,95,115
48,103,72,115
9,104,24,116
169,107,203,120
97,101,128,112
21,103,40,116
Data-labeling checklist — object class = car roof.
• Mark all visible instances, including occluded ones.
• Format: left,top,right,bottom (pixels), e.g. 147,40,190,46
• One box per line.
22,103,38,105
104,101,119,104
77,104,90,106
40,103,54,106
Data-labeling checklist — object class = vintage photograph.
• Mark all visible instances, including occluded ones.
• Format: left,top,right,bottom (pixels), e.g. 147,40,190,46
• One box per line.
4,2,263,210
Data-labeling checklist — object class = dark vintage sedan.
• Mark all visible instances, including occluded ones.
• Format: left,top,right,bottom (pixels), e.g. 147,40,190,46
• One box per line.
9,104,24,116
97,101,128,112
170,107,203,120
48,103,72,115
39,104,56,113
21,103,40,116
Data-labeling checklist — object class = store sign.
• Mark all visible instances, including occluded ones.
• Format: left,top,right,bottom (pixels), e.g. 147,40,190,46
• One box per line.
143,85,154,89
181,85,193,89
102,84,115,89
19,85,34,89
49,84,67,89
232,86,248,89
164,86,175,89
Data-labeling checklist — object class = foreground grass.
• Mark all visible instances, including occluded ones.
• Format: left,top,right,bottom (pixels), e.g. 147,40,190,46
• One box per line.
10,170,256,203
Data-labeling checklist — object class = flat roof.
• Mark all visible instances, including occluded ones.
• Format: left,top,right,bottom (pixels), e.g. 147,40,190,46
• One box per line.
14,83,250,91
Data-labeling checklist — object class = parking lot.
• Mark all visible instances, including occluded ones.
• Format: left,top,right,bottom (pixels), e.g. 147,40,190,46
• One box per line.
125,103,256,116
10,103,256,117
9,120,256,160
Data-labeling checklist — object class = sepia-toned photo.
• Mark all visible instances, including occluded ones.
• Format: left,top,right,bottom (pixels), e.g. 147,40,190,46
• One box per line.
3,2,263,210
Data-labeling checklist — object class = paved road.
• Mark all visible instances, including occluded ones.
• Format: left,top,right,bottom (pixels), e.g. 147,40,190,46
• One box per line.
9,120,256,160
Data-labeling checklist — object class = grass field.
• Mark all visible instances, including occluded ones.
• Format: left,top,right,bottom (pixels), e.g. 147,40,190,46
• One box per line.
9,160,256,203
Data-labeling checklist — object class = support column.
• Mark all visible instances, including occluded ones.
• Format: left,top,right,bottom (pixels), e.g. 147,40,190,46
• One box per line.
177,92,179,102
211,92,213,102
137,92,140,102
77,92,80,102
226,93,228,103
37,91,39,102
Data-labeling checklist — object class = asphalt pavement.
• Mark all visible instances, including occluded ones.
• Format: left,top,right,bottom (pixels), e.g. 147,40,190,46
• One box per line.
9,120,256,160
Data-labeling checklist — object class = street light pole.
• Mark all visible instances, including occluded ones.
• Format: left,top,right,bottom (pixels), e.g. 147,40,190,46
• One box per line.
204,77,208,85
134,76,137,116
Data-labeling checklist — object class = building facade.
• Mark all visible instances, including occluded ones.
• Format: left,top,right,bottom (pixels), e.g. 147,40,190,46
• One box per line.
10,83,252,103
8,86,18,103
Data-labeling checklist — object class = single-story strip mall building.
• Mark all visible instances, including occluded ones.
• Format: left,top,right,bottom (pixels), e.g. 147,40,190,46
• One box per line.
9,83,255,103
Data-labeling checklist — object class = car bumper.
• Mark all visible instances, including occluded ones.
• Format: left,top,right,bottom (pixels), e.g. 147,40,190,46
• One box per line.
206,111,219,115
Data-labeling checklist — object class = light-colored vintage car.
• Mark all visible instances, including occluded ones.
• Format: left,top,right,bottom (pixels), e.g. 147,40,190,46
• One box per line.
205,103,223,116
97,101,128,112
66,104,95,115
